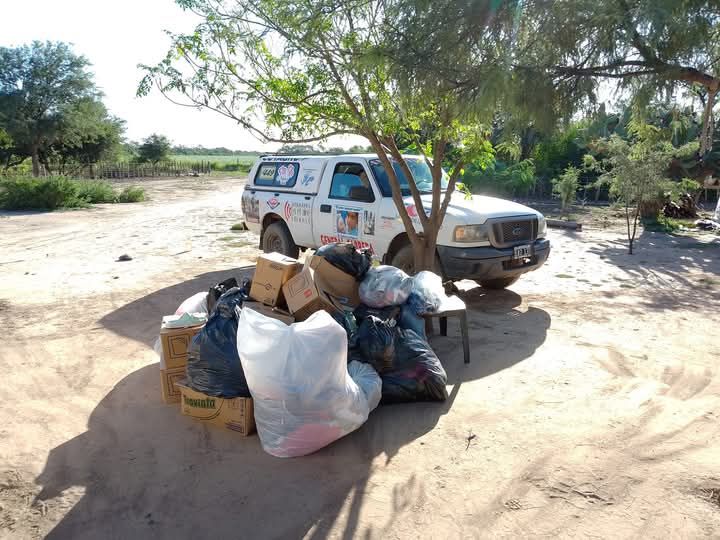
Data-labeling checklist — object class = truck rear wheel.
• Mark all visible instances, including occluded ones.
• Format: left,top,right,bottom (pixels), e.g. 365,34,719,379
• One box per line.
478,276,519,289
262,222,299,259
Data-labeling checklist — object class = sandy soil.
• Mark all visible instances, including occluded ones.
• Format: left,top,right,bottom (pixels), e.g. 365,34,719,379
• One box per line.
1,176,719,539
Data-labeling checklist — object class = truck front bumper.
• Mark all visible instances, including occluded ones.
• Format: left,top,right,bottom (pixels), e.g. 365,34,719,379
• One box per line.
437,238,551,281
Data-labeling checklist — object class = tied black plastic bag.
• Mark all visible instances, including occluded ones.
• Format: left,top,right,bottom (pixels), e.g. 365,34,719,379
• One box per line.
356,315,396,372
379,328,448,403
186,287,251,398
316,243,372,280
207,277,239,315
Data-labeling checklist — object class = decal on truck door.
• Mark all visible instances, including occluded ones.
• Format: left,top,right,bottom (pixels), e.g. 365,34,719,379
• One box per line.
335,206,361,238
266,197,280,210
241,193,260,223
283,201,312,224
363,210,375,235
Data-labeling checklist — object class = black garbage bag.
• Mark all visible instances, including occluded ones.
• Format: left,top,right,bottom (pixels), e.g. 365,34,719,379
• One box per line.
316,243,372,280
207,277,239,315
355,315,396,372
354,303,400,323
355,302,424,339
379,328,448,404
186,287,252,398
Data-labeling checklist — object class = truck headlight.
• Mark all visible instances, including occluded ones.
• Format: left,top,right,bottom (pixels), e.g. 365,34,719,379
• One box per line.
453,224,489,243
537,217,547,238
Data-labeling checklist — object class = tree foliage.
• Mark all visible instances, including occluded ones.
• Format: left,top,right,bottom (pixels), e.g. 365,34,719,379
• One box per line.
528,0,720,157
138,133,171,164
140,0,574,269
0,41,124,175
595,127,674,253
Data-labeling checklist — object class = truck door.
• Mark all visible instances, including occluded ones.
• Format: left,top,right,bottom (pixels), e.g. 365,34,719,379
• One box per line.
314,158,380,253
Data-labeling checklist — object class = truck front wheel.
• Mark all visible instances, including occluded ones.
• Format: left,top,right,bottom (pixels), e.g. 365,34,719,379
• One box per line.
390,244,443,277
262,222,299,259
478,276,519,289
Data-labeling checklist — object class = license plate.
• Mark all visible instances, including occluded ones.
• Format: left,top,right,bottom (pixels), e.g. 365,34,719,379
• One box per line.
513,244,531,259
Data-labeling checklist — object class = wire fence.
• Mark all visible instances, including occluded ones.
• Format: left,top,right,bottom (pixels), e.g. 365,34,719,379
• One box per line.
53,160,214,179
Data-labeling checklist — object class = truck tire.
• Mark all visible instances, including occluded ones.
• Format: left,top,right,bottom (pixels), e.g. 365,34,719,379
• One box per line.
478,276,519,289
390,244,443,277
262,221,299,259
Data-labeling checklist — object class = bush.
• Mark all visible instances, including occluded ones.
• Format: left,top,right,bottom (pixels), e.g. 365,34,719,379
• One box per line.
76,180,116,203
115,186,146,203
0,176,86,209
462,159,536,197
552,165,580,210
0,175,145,210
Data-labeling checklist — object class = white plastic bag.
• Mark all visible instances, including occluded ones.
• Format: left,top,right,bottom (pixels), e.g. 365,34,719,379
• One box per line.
175,291,208,316
359,265,413,308
348,360,382,412
409,271,449,314
237,308,376,458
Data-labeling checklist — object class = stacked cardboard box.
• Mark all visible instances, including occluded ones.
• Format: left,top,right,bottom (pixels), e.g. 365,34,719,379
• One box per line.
159,320,204,404
249,252,303,307
283,255,360,320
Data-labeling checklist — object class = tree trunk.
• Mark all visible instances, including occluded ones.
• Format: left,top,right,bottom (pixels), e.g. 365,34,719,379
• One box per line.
31,145,41,177
700,89,717,156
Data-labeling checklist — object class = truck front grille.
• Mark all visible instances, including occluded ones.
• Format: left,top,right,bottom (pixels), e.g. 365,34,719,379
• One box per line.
491,218,537,247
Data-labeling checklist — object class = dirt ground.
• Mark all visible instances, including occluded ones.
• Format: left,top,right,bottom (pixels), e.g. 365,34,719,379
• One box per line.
1,176,719,539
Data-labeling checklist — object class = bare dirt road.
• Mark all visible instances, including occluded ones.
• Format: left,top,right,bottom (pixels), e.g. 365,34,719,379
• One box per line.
1,176,719,539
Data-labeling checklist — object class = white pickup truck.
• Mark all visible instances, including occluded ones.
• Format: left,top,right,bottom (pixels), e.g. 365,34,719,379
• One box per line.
241,154,550,289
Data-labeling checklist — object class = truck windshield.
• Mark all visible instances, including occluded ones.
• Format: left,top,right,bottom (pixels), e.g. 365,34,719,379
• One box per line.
369,158,449,197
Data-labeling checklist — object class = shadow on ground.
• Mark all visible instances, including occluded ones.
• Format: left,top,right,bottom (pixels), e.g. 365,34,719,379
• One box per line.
587,228,720,310
37,269,549,538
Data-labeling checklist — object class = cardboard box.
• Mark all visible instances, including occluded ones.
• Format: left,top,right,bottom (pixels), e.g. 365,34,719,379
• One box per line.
160,366,186,404
242,301,295,325
307,255,360,308
178,383,255,436
282,264,342,321
160,323,204,369
249,252,303,307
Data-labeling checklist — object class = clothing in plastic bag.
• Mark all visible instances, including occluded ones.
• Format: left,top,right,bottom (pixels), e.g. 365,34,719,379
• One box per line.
348,360,381,412
408,271,448,314
355,315,396,372
359,265,413,308
316,242,372,280
378,328,448,404
175,291,208,316
186,287,251,398
237,309,377,458
207,277,239,315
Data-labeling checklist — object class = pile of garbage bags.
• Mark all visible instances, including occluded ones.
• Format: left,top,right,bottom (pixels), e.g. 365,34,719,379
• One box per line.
167,242,454,458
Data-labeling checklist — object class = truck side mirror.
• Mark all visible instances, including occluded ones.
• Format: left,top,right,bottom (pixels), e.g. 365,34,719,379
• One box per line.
349,186,374,202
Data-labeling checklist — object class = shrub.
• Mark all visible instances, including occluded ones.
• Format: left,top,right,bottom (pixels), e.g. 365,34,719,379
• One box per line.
76,180,116,203
552,165,580,210
0,176,86,209
115,186,146,203
0,175,145,210
462,159,536,197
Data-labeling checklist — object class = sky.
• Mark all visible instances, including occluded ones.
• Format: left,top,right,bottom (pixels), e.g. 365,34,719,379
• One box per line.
0,0,363,151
